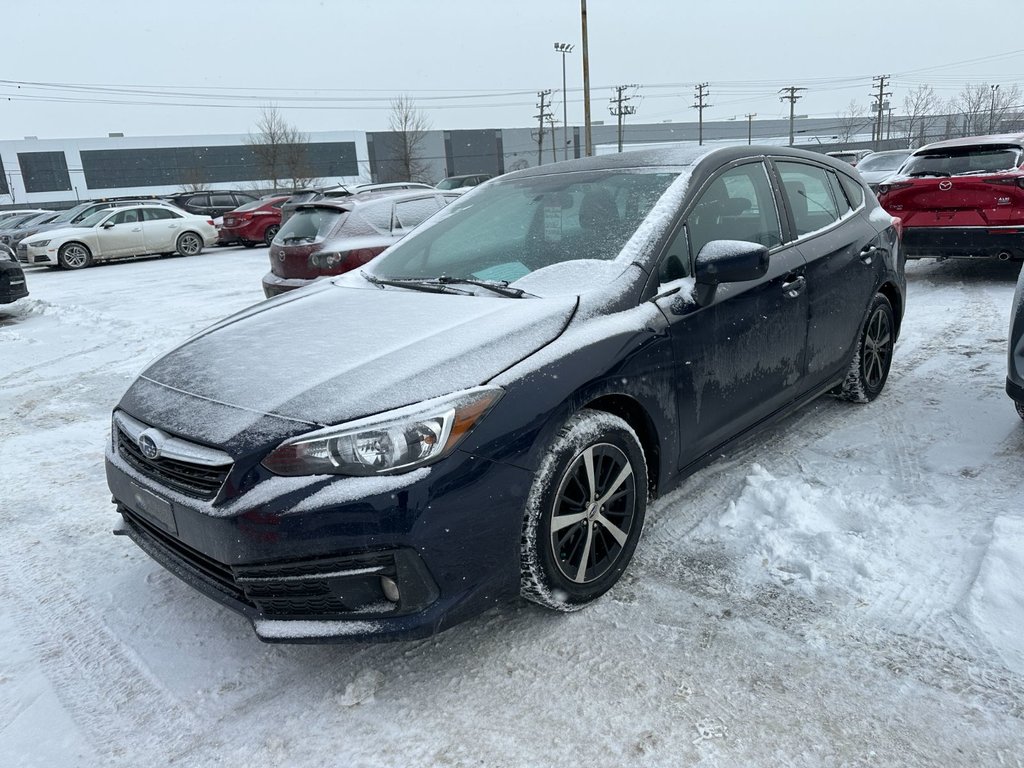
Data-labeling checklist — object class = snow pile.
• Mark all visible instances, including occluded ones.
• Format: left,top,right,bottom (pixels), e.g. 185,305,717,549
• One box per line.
692,463,895,602
964,515,1024,673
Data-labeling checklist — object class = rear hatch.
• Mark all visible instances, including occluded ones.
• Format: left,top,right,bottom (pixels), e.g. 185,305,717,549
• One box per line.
269,205,348,279
880,143,1024,227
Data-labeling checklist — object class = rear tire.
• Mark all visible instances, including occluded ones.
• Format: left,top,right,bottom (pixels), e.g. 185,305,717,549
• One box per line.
241,240,257,249
1016,401,1024,421
837,293,895,403
175,232,203,256
520,410,647,611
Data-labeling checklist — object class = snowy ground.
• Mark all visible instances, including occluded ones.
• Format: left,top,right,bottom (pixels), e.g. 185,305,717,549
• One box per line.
1,248,1023,767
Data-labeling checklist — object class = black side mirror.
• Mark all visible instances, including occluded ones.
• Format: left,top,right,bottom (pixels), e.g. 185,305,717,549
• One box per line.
102,221,116,229
693,240,769,305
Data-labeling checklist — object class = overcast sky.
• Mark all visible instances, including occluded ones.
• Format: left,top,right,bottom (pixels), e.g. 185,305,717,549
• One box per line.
4,0,1024,141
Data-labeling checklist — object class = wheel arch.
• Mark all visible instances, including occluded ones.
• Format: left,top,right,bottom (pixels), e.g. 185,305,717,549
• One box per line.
582,393,661,499
877,280,903,340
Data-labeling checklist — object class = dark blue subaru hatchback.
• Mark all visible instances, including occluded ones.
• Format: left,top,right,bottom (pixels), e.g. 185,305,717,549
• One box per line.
107,146,904,642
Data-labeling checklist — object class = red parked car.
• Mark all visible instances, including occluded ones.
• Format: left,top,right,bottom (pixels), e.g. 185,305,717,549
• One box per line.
262,189,458,297
878,134,1024,261
219,196,289,248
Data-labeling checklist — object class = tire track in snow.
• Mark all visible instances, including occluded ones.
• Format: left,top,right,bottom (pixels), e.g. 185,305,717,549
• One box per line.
0,535,204,766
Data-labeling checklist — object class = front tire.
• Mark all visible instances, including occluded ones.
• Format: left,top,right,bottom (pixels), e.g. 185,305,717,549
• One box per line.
521,410,647,611
837,293,895,403
57,242,92,270
1016,401,1024,421
263,224,280,246
176,232,204,256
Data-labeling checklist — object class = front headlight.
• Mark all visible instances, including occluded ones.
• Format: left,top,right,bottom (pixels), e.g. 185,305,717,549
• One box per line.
27,239,50,248
262,387,503,477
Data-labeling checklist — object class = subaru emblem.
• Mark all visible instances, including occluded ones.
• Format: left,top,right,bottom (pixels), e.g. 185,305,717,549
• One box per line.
138,430,161,460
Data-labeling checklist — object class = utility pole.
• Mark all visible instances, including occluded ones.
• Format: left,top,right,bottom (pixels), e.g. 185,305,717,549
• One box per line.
581,0,592,156
990,83,1001,133
745,113,757,145
535,89,553,166
779,86,806,147
872,75,891,148
554,42,574,160
691,83,711,145
547,114,558,162
609,85,638,153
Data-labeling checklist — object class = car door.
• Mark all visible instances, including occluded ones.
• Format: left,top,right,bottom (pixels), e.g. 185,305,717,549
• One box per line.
652,160,809,467
99,208,146,256
772,160,883,388
140,207,185,252
209,193,236,217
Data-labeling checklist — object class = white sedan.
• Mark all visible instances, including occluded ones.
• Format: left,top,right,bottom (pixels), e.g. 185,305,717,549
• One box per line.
18,204,218,270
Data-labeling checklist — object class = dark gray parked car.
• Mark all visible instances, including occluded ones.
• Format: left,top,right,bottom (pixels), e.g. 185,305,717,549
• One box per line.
0,244,28,303
1008,265,1024,419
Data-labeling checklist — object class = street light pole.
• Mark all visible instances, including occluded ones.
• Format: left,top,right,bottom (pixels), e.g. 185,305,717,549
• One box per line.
554,42,574,161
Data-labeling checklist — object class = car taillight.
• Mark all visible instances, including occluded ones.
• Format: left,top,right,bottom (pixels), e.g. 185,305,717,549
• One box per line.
983,177,1024,188
878,181,912,196
207,219,215,226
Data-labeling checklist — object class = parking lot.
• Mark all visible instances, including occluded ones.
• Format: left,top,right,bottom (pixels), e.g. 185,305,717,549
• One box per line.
2,249,1023,767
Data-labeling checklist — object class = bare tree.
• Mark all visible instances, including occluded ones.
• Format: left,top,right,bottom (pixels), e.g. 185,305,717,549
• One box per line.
246,106,314,191
836,100,870,144
387,95,432,183
177,167,211,193
949,83,1022,137
901,84,940,147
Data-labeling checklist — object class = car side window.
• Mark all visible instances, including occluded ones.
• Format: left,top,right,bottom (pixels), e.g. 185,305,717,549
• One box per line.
827,171,852,216
686,162,782,258
394,197,443,230
187,194,208,209
111,209,140,225
210,194,234,208
657,224,691,283
837,173,865,209
776,161,841,237
143,207,179,221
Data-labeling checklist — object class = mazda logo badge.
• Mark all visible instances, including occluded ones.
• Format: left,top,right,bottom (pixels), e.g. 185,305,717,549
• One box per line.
138,429,163,461
276,250,285,262
939,180,952,191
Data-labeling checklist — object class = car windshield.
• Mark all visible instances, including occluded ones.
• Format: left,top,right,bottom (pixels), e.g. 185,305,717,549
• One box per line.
50,203,94,224
276,207,344,243
902,146,1022,177
369,169,680,285
78,209,115,228
2,213,41,229
858,153,910,172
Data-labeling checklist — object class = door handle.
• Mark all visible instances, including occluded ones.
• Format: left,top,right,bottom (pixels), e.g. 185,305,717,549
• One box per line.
781,275,806,298
860,244,878,263
131,227,142,232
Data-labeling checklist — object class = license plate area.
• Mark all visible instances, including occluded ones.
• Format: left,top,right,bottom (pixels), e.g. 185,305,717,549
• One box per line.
126,481,177,535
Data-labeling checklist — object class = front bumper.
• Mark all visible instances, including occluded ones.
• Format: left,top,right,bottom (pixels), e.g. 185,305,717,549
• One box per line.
106,436,532,642
901,226,1024,259
18,243,57,265
0,270,28,303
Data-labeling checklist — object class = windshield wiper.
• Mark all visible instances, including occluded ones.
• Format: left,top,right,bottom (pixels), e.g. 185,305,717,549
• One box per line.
360,272,472,295
907,170,950,178
434,276,532,298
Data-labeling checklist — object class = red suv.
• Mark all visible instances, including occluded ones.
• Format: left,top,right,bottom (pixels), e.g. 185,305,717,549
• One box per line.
878,134,1024,261
262,190,457,297
219,196,288,247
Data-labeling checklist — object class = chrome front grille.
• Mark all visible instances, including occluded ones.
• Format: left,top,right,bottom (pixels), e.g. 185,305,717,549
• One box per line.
114,411,233,500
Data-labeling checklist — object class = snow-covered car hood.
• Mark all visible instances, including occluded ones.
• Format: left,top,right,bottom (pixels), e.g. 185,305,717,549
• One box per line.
123,281,576,450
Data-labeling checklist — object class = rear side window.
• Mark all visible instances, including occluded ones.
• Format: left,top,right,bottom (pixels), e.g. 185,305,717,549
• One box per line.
143,207,180,221
187,194,208,208
837,174,865,209
394,197,443,230
210,194,235,207
827,171,851,215
776,161,840,237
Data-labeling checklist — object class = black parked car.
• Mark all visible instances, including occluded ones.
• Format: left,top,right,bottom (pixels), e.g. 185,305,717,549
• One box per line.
106,146,904,642
1008,264,1024,420
163,191,258,218
0,244,28,303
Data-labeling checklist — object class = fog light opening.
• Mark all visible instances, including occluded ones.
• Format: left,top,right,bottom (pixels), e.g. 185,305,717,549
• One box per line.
380,576,401,603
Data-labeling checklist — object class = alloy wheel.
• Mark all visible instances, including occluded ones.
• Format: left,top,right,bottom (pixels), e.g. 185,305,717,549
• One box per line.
862,305,893,390
549,443,637,584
